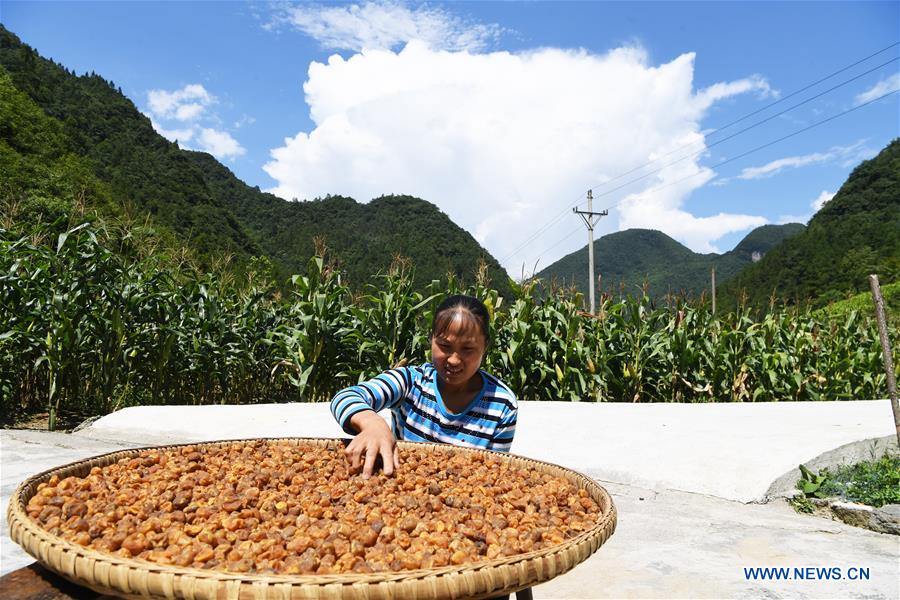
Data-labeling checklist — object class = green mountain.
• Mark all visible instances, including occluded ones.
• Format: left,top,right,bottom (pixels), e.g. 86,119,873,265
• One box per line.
536,224,805,299
182,152,511,292
0,26,512,295
722,139,900,308
0,27,260,262
730,224,807,261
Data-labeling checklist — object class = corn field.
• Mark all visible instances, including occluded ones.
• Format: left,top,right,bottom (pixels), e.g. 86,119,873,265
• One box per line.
1,222,896,430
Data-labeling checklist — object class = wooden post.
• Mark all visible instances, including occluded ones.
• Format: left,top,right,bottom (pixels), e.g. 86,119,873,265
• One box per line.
711,267,716,315
868,274,900,445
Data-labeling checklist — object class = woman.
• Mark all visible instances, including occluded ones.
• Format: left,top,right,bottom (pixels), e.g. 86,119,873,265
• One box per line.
330,294,518,478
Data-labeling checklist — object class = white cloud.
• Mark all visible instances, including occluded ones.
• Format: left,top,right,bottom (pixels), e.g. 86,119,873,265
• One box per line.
264,41,773,273
737,152,832,180
694,75,776,110
855,73,900,105
270,0,502,52
616,166,768,253
147,84,214,121
776,189,835,224
811,189,835,211
174,103,206,121
776,214,808,225
737,142,867,180
197,128,246,159
149,118,194,144
145,85,247,162
840,144,878,167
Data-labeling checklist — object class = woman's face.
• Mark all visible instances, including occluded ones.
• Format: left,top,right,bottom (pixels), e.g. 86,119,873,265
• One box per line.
431,317,486,389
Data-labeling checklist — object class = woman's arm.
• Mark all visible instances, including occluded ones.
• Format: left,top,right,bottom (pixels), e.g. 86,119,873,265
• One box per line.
330,368,413,478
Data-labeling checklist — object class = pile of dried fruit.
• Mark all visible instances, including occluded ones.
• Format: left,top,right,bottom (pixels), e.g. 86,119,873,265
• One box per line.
26,441,600,575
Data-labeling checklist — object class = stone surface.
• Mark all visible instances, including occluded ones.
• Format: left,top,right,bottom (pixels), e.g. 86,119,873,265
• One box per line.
829,501,875,530
3,400,899,599
871,504,900,535
537,482,899,600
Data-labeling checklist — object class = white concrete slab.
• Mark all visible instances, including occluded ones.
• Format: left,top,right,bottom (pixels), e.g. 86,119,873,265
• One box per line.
80,402,349,445
3,401,898,598
76,400,896,502
515,400,896,502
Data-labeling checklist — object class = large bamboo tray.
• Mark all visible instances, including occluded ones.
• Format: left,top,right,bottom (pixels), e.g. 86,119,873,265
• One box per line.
8,438,617,599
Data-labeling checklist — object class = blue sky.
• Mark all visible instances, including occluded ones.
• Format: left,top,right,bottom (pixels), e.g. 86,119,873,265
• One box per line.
3,1,898,277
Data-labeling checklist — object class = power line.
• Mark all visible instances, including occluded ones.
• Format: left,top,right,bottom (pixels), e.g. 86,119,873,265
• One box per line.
525,224,584,276
603,88,898,212
588,42,900,193
501,207,573,267
500,41,899,266
526,89,898,273
591,57,897,204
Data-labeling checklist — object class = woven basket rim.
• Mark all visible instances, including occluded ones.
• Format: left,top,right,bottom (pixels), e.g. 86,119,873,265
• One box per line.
9,437,617,596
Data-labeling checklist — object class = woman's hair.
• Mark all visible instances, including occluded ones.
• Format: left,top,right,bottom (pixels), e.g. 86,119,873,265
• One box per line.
431,295,490,345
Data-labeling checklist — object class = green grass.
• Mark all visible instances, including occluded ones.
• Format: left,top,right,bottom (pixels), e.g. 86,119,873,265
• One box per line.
797,453,900,508
820,453,900,508
815,281,900,327
788,495,817,514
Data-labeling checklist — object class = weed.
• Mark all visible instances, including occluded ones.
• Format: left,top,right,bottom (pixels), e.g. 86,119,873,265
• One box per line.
793,453,900,510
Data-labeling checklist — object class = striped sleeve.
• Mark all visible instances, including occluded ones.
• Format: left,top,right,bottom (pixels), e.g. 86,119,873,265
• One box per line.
487,401,517,452
330,367,413,435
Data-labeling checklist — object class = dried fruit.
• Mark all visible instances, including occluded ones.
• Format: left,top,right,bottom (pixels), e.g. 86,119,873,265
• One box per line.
26,441,600,574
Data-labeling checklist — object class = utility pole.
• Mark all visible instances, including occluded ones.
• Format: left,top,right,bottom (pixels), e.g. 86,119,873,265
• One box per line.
711,266,717,314
869,274,899,445
573,190,608,314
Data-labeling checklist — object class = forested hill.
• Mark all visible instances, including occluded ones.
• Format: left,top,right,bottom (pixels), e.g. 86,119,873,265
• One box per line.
0,26,512,294
722,138,900,308
0,27,260,261
184,152,512,292
536,224,805,299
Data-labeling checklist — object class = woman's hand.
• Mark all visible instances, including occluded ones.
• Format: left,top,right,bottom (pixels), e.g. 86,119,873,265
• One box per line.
346,410,401,479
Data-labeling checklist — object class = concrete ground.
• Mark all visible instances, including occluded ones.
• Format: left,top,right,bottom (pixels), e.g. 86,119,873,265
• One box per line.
2,400,898,599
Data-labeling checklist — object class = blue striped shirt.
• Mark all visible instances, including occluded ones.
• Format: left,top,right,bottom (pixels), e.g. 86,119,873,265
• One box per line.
330,363,517,452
